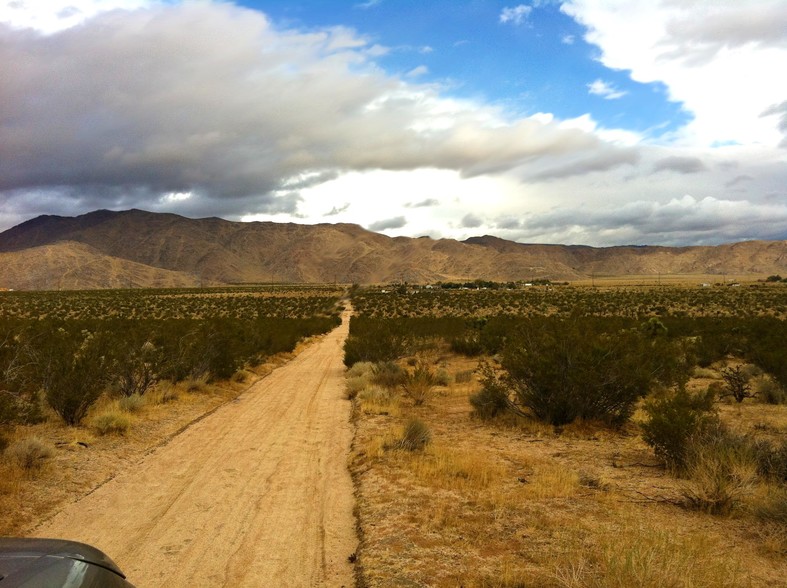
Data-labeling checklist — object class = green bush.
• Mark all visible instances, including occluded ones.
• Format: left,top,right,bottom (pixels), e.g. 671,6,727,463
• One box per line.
371,362,406,389
641,388,718,472
32,327,110,426
469,363,509,419
755,377,786,404
344,318,409,367
501,319,687,426
751,438,787,483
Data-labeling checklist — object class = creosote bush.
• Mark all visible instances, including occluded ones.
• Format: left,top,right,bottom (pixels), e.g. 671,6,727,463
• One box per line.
469,363,509,419
501,318,688,426
371,362,406,389
641,388,718,472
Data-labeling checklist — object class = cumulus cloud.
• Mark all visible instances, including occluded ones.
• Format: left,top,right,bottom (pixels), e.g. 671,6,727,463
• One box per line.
0,1,634,227
652,156,707,174
660,1,787,65
499,5,532,25
587,79,626,100
368,216,407,231
562,0,787,147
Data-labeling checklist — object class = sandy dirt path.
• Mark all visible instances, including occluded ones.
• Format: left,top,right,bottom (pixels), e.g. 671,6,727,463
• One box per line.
33,309,357,588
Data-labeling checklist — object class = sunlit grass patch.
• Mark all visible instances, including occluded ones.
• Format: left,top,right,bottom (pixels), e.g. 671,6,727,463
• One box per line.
554,521,747,588
409,445,506,490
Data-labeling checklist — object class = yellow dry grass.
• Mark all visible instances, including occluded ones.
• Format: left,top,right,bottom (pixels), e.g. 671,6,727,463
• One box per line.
350,354,787,587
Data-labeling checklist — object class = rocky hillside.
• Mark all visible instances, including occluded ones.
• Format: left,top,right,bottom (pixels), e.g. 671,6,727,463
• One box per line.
0,209,785,289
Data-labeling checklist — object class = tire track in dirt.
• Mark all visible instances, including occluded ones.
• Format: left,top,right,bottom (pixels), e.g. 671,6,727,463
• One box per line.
33,309,357,587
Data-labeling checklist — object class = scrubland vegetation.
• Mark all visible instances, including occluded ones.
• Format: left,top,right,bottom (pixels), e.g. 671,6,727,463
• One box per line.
347,283,787,586
0,286,342,533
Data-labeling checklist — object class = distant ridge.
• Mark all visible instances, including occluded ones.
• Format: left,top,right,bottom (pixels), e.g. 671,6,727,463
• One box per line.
1,209,786,289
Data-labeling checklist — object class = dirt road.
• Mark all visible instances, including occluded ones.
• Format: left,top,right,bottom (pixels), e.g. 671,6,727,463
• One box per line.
34,309,357,587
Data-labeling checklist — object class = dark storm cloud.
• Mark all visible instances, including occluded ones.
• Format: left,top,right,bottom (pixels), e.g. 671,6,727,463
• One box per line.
460,213,483,229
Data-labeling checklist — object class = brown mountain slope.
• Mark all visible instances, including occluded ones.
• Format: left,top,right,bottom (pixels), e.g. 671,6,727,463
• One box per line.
1,209,786,288
0,241,199,290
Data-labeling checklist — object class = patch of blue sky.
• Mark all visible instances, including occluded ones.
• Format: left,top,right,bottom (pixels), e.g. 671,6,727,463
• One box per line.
241,1,691,138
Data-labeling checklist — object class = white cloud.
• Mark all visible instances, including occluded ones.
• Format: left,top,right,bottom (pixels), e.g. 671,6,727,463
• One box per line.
0,0,151,33
562,0,787,148
405,65,429,78
499,5,532,26
587,79,626,100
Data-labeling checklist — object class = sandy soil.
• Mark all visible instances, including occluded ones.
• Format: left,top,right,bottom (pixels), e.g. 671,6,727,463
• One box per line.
32,309,357,588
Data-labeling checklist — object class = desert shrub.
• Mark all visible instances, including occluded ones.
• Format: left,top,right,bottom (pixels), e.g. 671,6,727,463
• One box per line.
358,385,393,404
231,369,250,383
719,365,755,403
641,388,718,471
501,318,687,426
751,438,787,483
149,383,179,405
755,376,786,404
29,326,110,426
346,374,371,400
396,419,432,451
118,394,144,413
92,411,132,435
0,389,43,426
680,426,757,515
454,369,473,384
184,376,209,393
401,362,438,405
6,437,54,470
346,361,374,379
469,363,509,419
434,368,450,386
449,334,483,356
371,362,406,389
344,318,409,367
109,337,162,397
754,487,787,526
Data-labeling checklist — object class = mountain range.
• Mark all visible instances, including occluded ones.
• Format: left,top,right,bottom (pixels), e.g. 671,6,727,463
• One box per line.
1,209,786,289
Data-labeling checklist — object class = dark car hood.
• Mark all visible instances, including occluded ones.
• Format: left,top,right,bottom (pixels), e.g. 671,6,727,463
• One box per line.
0,538,130,587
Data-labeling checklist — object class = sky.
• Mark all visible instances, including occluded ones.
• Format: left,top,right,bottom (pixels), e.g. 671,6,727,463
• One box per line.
0,0,786,246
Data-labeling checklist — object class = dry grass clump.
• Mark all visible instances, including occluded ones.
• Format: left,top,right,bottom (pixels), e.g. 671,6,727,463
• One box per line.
409,445,505,490
352,351,787,587
394,418,432,451
147,382,179,405
356,385,400,416
118,393,144,413
184,376,210,393
91,410,132,435
554,521,745,588
5,436,55,471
